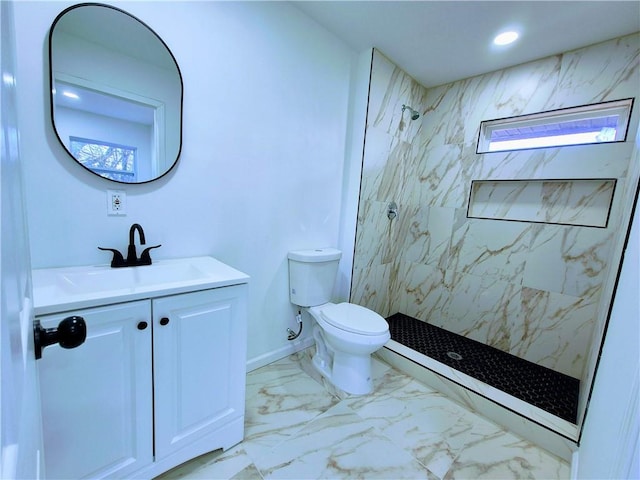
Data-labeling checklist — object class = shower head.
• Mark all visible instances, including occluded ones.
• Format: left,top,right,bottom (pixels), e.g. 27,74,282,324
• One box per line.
402,104,420,121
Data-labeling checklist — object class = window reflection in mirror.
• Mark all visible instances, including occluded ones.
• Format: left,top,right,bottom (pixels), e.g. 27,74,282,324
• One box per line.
49,3,183,184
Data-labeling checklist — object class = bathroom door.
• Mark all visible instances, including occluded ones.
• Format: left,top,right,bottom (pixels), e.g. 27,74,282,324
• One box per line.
0,2,45,478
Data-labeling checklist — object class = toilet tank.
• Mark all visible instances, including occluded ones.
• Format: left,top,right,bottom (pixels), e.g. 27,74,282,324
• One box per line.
288,248,341,307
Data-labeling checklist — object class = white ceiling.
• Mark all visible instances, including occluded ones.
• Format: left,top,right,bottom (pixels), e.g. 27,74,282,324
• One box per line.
293,1,640,88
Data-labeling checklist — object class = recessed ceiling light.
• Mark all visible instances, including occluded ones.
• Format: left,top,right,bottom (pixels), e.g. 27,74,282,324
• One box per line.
493,31,519,46
62,90,80,99
2,73,14,86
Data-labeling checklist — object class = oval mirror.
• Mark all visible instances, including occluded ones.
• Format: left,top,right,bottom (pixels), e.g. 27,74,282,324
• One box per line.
49,3,183,184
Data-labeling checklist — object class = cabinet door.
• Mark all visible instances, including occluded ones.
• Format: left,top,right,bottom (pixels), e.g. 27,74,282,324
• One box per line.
37,301,153,479
153,285,247,460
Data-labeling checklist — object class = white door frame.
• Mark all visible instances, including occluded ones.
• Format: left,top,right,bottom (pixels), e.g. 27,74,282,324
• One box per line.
1,1,44,478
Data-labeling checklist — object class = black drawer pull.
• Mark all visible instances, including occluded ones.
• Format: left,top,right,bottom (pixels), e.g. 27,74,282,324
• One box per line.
160,317,170,326
137,321,148,330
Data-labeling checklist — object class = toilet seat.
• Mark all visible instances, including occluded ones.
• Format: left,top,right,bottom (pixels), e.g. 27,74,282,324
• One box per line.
320,302,388,335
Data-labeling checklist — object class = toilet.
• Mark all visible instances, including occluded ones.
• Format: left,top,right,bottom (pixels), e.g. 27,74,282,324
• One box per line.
288,248,390,395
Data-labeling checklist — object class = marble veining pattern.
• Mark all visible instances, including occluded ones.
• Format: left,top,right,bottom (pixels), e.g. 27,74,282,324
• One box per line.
539,180,614,226
516,287,599,375
467,179,615,227
352,35,639,381
392,262,447,322
553,34,639,107
523,224,613,299
368,50,426,143
441,271,521,352
156,352,569,480
447,219,530,283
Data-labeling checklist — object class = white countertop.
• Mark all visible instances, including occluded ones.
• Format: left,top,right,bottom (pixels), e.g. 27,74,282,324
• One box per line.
32,256,250,315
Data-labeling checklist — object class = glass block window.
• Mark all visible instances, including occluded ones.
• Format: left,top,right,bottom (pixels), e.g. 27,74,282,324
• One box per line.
477,98,633,153
70,137,137,182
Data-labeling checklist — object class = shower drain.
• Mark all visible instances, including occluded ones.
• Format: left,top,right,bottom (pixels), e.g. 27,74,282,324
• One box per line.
446,351,463,361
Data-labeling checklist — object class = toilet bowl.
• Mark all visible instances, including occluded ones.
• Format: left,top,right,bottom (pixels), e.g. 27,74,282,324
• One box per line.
308,302,390,395
288,248,390,395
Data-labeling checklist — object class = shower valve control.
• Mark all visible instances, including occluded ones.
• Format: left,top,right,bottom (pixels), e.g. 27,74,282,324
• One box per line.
387,201,398,220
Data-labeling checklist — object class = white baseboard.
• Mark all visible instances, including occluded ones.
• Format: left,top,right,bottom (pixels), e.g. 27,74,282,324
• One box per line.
246,337,314,372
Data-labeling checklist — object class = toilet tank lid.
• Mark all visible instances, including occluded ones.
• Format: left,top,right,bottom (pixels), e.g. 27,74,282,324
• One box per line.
321,302,388,335
288,248,341,262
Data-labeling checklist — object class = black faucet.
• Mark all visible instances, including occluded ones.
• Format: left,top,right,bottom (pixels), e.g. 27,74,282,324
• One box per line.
127,223,146,265
98,223,161,268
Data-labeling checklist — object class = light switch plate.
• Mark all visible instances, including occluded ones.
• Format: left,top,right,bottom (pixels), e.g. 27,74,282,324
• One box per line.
107,190,126,216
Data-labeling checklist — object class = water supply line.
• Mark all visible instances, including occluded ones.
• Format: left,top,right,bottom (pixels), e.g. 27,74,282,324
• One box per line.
287,310,303,340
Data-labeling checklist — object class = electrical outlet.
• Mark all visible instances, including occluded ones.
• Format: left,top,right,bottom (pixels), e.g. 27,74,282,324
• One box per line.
107,190,126,216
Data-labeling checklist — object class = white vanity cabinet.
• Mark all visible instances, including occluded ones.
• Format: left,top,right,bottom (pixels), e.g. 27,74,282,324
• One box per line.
152,287,247,464
32,257,249,479
38,300,153,479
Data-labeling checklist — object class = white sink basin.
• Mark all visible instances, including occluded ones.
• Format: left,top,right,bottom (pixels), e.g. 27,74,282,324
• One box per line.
57,262,208,294
32,256,250,315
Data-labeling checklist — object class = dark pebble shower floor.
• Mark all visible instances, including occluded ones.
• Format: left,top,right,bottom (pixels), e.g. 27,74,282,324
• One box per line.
386,312,579,424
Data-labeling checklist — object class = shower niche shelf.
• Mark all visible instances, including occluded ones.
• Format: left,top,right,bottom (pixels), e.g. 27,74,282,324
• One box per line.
467,178,616,228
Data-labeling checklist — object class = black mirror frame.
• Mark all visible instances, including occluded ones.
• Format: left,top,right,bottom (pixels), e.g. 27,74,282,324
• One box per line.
48,2,184,185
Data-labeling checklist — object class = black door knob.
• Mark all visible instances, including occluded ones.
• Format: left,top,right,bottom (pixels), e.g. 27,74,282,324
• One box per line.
137,321,148,330
159,317,170,326
34,316,87,360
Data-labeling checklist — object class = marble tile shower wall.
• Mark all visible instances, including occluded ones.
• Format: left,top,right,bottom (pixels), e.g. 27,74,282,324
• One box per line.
352,36,639,381
352,50,428,317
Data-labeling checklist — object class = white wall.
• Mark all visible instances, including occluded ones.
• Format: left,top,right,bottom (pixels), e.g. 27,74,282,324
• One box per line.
576,145,640,478
13,1,357,368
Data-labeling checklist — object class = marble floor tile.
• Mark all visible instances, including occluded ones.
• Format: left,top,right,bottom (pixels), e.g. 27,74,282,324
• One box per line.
242,355,341,464
346,379,475,478
254,403,434,480
156,445,259,480
444,426,571,479
156,348,570,480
